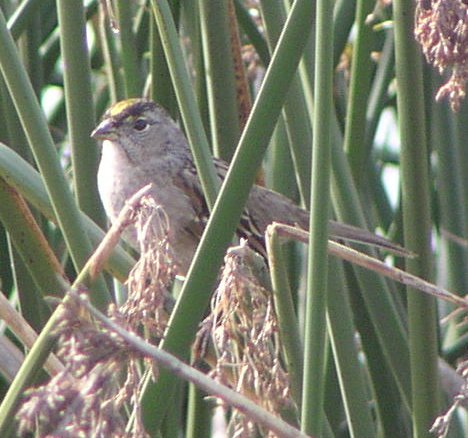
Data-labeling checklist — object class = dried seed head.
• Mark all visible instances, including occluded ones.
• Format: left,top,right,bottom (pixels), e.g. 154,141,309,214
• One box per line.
431,303,468,438
431,358,468,438
16,195,173,437
17,294,132,437
197,240,294,436
123,196,176,339
415,0,468,111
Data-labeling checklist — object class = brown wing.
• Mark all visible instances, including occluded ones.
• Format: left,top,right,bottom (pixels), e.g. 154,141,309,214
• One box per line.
246,184,409,257
174,157,408,258
172,161,210,242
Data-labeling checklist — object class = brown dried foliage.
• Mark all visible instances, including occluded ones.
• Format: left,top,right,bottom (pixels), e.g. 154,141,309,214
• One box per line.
415,0,468,111
198,241,293,437
17,196,176,437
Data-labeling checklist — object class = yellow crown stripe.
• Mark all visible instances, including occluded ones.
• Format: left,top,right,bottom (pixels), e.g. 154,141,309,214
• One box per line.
108,98,142,117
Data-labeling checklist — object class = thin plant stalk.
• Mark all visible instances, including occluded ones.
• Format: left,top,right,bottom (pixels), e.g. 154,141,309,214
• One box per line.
142,0,316,429
56,0,106,228
98,4,125,103
233,0,270,66
0,8,110,307
0,178,67,300
185,384,211,438
393,0,440,435
199,0,240,161
149,15,176,116
327,258,376,438
151,0,220,209
301,0,334,434
6,0,43,41
260,1,312,205
333,0,357,68
343,0,376,186
115,0,143,97
266,224,303,405
330,132,412,410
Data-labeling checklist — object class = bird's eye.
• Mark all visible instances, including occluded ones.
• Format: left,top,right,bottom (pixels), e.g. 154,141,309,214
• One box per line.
133,118,149,132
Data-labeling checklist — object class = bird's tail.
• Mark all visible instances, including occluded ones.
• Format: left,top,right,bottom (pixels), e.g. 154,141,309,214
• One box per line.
328,220,413,257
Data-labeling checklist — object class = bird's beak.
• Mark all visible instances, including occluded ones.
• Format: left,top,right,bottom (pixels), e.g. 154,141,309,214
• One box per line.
91,119,116,140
